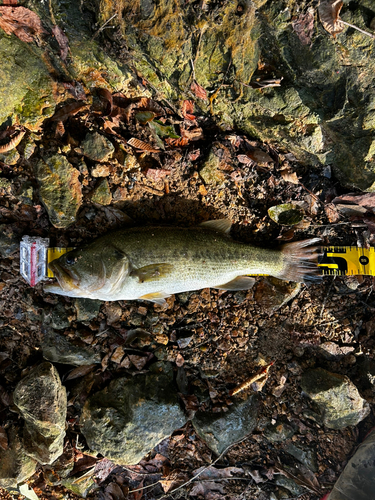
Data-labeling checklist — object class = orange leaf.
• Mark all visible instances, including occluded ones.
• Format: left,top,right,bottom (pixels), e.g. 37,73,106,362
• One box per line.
191,80,207,100
127,137,160,153
0,6,47,43
52,25,69,61
182,100,196,120
164,137,189,148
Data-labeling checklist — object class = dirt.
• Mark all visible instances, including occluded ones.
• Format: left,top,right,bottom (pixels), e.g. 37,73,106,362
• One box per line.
2,11,375,500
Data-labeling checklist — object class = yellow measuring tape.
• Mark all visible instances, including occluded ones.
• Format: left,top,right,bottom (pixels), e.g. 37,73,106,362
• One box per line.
46,246,375,279
318,246,375,277
47,247,74,277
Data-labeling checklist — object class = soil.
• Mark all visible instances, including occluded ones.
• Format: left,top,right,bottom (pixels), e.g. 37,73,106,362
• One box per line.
1,10,375,500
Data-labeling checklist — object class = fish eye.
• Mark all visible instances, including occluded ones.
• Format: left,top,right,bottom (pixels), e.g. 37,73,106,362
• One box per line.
65,254,77,266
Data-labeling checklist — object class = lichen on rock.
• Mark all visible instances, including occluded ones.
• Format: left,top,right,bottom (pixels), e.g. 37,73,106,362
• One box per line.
36,154,82,228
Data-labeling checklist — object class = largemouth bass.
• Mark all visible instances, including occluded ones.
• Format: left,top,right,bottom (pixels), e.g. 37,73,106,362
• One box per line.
44,219,321,304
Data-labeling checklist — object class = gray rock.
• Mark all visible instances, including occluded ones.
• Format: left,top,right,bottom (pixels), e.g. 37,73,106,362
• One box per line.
74,298,102,322
43,303,70,330
42,328,100,366
81,362,187,465
264,422,295,443
13,362,67,465
274,476,305,497
192,395,259,455
0,426,37,491
283,442,318,472
81,132,114,162
301,368,370,429
0,225,19,258
36,154,82,228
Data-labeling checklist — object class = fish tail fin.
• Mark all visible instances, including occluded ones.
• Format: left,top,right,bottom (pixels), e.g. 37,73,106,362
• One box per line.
277,238,322,283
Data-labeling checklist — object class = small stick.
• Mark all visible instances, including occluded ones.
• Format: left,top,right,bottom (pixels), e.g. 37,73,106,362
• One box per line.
92,13,118,39
341,20,375,39
229,361,274,396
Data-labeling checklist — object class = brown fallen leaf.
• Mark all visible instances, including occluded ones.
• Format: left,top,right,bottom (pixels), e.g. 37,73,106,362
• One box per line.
280,166,299,184
237,154,254,166
50,101,88,122
0,126,26,153
180,124,204,141
128,354,148,370
164,137,189,148
0,6,47,43
52,25,69,61
127,137,160,153
191,80,207,101
292,8,315,45
95,87,113,116
64,364,97,382
145,168,170,182
318,0,345,36
318,0,375,38
182,100,196,120
333,192,375,209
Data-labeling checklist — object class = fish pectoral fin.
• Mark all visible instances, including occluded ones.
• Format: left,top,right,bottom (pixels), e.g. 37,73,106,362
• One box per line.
214,276,256,291
131,263,174,283
199,218,232,235
138,291,171,306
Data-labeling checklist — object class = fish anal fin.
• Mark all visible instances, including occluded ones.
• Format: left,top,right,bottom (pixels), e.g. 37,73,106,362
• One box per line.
199,219,232,235
214,276,256,291
138,291,171,306
131,263,174,283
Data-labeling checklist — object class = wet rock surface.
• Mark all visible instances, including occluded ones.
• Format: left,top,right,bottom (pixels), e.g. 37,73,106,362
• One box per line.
81,362,187,464
192,395,259,455
0,427,37,492
42,328,101,366
35,154,82,228
301,368,370,429
13,362,67,465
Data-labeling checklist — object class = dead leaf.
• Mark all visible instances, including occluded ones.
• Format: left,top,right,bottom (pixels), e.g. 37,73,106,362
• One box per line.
63,81,86,100
180,124,204,141
324,203,340,223
55,120,65,138
95,458,117,484
247,148,274,165
191,81,207,101
50,101,88,122
192,466,244,480
105,482,128,500
332,192,375,209
0,127,26,153
64,364,96,381
175,353,184,367
226,135,242,147
189,481,225,497
0,6,47,43
280,167,299,184
318,0,345,36
146,168,170,182
95,87,113,116
127,137,160,153
182,100,196,120
292,8,315,45
111,346,125,364
237,154,254,166
137,97,164,116
52,25,69,61
165,137,189,148
128,354,148,370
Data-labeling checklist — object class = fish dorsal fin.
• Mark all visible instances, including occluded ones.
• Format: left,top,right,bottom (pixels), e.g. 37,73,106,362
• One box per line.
214,276,256,291
199,219,232,235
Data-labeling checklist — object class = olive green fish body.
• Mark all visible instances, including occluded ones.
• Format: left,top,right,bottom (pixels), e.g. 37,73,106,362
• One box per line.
45,222,320,303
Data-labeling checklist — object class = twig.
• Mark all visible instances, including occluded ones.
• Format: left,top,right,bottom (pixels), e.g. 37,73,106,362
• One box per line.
341,20,375,39
92,13,118,39
156,439,249,499
48,0,56,25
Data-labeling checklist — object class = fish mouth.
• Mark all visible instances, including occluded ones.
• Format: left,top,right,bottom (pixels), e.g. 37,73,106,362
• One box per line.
48,260,80,292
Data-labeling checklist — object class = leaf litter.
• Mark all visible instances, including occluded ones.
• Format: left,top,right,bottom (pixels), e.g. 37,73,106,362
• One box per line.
1,53,375,500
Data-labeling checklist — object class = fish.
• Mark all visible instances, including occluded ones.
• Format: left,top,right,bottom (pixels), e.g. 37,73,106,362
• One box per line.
44,219,321,305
